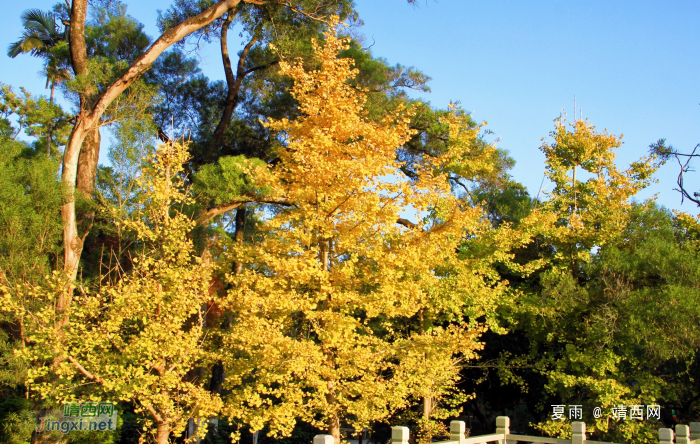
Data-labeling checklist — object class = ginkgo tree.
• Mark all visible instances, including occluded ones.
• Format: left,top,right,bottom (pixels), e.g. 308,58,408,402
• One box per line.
214,21,546,443
506,118,662,442
1,141,222,444
540,117,658,258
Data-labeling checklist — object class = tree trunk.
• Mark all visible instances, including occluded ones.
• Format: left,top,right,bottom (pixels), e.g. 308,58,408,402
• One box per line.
69,0,89,77
325,383,341,444
320,239,330,272
423,393,432,420
47,126,52,156
47,80,55,156
209,360,225,394
61,0,94,284
232,204,247,274
59,0,245,283
76,127,101,195
210,12,258,156
61,118,89,283
207,204,246,424
156,422,170,444
328,412,341,444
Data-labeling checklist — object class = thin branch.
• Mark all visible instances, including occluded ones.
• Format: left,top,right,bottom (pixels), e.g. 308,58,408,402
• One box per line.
67,355,106,384
196,197,291,226
674,147,700,206
277,1,332,24
244,59,280,76
397,218,418,229
449,176,474,202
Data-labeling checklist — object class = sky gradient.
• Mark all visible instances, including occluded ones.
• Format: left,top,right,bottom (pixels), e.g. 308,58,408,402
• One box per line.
2,0,698,213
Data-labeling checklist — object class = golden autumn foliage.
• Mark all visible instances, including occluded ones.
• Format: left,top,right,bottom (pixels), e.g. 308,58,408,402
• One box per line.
215,21,550,443
1,142,221,444
2,4,693,444
540,118,659,259
4,20,664,444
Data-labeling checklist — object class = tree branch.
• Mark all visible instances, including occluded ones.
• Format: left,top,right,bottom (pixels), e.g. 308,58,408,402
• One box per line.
62,0,259,278
674,144,700,206
86,0,253,126
397,218,418,229
143,403,165,425
244,59,280,76
196,203,243,225
67,355,106,385
211,19,260,150
196,197,291,226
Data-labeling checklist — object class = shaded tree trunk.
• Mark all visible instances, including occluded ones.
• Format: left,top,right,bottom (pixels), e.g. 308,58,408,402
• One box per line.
209,204,247,396
76,127,101,195
47,126,52,156
209,11,260,157
232,204,247,274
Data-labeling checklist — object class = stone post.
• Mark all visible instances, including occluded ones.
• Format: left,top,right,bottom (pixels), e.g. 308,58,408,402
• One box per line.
314,435,335,444
676,425,690,444
496,416,510,444
689,423,700,442
450,420,467,444
572,422,586,444
660,428,675,444
392,426,410,444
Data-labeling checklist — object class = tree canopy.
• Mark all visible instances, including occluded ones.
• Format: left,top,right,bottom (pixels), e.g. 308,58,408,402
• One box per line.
1,2,698,444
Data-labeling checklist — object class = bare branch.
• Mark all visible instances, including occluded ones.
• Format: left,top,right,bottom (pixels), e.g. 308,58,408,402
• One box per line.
244,59,280,76
397,218,418,229
674,144,700,206
196,197,292,226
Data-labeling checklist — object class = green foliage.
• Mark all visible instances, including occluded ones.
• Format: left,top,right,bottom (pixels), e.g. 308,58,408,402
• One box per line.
473,181,533,228
470,202,700,443
0,74,67,444
86,2,150,64
0,398,35,444
193,155,271,206
2,143,222,443
0,125,63,286
0,83,72,155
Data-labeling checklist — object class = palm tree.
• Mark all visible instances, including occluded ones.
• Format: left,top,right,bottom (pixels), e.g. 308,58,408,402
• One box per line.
7,9,65,58
8,9,70,100
8,9,69,155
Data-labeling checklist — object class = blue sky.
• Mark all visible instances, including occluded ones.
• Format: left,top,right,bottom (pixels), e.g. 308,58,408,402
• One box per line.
2,0,699,213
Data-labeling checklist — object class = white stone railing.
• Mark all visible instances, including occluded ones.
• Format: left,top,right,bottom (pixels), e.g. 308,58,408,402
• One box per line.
312,416,700,444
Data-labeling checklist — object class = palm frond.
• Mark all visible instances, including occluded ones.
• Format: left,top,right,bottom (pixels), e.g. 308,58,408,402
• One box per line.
7,40,23,58
24,39,52,57
7,32,48,57
20,9,57,34
8,9,64,58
